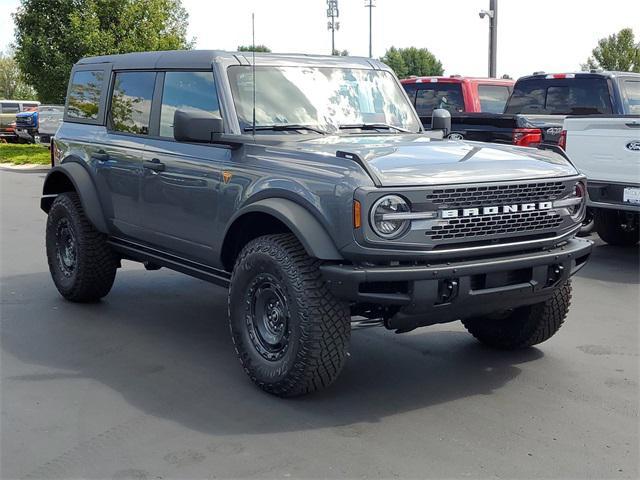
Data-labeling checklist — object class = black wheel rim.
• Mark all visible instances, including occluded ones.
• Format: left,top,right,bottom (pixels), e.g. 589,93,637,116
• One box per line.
246,274,291,361
55,217,77,277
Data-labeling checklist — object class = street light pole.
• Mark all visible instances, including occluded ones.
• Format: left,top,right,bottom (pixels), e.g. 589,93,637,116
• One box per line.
489,0,498,78
479,0,498,77
327,0,340,55
365,0,375,58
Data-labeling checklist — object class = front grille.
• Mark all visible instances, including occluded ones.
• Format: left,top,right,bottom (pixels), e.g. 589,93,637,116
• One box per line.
426,210,563,241
16,117,33,127
425,181,566,208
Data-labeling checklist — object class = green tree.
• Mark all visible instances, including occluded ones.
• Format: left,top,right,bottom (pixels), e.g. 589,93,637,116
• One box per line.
237,45,271,53
582,28,640,72
13,0,193,103
380,46,443,78
0,52,37,100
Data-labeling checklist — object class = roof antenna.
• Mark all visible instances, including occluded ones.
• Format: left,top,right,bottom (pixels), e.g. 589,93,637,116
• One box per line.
252,12,256,137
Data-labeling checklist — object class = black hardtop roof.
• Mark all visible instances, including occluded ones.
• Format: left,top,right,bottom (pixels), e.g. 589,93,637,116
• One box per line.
518,71,640,82
76,49,386,70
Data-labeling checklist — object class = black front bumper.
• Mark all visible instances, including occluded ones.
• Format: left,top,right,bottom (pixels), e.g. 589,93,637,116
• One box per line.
321,238,592,330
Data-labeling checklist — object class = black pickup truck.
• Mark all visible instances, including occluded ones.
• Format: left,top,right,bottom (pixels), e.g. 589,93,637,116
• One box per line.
405,71,640,147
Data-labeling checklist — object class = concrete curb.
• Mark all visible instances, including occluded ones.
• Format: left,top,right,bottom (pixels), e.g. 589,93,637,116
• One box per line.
0,163,50,174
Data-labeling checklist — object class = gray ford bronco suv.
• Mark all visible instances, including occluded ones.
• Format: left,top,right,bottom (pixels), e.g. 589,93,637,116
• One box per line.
42,50,592,396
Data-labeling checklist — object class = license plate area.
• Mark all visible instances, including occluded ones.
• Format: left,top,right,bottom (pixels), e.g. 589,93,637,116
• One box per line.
623,187,640,205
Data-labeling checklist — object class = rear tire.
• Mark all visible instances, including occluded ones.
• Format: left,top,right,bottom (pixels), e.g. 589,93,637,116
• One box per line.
462,282,572,349
594,209,639,246
228,233,350,397
46,192,118,302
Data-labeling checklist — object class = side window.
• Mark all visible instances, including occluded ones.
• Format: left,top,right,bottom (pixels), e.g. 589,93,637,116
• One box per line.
159,71,221,138
110,71,156,135
621,79,640,115
67,70,104,120
478,85,510,113
2,103,20,114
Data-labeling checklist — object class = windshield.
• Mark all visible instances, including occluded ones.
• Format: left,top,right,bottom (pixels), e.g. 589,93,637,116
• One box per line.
228,66,421,134
505,77,612,115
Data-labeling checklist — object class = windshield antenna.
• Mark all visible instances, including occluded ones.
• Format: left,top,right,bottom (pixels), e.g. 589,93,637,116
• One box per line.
251,12,256,137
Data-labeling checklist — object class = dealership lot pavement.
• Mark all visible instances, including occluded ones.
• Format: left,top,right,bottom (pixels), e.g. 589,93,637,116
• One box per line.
1,169,638,479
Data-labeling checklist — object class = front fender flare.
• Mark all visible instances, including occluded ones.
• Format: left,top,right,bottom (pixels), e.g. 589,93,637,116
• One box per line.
41,162,108,233
227,198,343,261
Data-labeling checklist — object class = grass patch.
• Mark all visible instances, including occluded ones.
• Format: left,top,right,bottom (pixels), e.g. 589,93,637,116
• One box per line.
0,143,50,165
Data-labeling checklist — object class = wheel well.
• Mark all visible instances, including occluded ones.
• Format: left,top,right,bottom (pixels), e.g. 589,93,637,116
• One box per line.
221,212,291,271
41,171,76,212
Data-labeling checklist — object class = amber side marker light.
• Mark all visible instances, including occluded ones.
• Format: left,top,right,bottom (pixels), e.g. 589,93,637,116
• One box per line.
353,200,362,229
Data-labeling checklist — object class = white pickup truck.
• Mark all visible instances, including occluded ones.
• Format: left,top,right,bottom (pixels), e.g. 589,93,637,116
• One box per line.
563,115,640,246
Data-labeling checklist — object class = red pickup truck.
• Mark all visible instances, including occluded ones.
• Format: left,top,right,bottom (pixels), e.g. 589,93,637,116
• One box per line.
401,76,515,115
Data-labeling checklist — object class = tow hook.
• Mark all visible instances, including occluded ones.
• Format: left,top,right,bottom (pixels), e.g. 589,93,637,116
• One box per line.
439,279,459,304
547,264,564,286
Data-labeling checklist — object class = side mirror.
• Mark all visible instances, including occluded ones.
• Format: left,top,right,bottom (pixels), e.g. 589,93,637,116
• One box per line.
431,108,451,137
173,109,223,143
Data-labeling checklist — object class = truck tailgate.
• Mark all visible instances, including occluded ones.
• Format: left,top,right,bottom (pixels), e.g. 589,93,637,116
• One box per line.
564,116,640,185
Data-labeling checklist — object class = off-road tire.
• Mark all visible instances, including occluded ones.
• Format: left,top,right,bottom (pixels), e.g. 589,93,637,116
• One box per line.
46,192,118,302
228,233,350,397
594,209,639,246
462,281,572,349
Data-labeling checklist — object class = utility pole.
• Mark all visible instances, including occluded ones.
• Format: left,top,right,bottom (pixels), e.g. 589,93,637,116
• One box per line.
327,0,340,55
479,0,498,77
365,0,375,58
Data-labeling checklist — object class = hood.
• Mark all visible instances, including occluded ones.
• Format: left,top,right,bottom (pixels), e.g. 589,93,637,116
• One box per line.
283,134,577,187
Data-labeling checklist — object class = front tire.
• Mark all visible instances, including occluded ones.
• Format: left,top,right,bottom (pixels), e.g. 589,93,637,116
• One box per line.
462,282,572,349
46,192,118,302
228,233,350,397
594,209,639,246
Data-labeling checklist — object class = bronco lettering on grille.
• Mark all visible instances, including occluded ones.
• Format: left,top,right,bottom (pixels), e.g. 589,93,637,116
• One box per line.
441,202,552,218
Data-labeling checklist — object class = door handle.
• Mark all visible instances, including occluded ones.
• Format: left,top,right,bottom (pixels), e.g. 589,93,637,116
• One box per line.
92,150,109,161
625,122,640,128
143,158,165,172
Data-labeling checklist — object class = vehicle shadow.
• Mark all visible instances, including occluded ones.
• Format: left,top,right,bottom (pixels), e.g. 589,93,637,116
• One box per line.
575,235,639,284
1,269,544,437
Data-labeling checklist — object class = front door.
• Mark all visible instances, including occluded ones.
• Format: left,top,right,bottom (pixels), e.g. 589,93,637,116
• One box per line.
138,70,231,265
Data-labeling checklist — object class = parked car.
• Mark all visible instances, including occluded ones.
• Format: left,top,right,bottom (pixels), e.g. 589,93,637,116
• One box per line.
42,50,591,396
401,76,515,115
35,105,65,144
562,115,640,246
406,72,640,148
0,100,40,140
15,107,39,142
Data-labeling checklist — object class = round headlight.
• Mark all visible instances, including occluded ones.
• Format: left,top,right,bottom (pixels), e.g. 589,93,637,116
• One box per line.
370,195,411,239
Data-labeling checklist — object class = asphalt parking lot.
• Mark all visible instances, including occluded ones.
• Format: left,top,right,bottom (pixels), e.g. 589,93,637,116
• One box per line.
1,169,638,479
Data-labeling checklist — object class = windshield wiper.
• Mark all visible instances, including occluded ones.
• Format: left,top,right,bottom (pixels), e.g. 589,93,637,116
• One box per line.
243,124,328,134
338,123,412,133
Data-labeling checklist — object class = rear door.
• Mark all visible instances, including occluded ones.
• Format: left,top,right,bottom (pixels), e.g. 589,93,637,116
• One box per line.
139,69,230,265
93,70,157,236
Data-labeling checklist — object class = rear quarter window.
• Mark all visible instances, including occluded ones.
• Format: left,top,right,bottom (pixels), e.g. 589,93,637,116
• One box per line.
478,85,511,113
67,70,105,120
1,103,20,114
621,79,640,115
505,77,612,115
